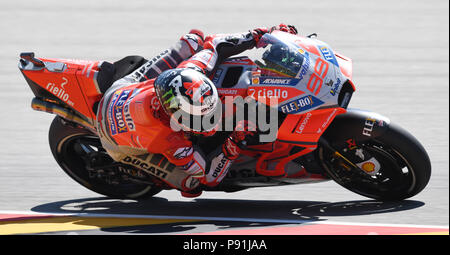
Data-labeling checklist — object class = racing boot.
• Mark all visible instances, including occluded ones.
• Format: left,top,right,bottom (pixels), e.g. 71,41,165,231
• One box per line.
179,150,206,198
203,120,257,187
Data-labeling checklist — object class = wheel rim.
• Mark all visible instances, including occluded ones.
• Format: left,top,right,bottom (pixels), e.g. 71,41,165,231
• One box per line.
319,140,416,200
56,133,157,198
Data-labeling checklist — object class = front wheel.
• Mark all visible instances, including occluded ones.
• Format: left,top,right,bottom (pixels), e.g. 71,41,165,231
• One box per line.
49,116,162,199
319,122,431,201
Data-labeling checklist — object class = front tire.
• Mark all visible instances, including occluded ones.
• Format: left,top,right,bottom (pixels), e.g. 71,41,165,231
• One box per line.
48,116,162,199
319,122,431,201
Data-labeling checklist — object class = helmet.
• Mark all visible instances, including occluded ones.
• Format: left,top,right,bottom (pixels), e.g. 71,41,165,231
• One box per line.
154,68,220,133
261,43,304,77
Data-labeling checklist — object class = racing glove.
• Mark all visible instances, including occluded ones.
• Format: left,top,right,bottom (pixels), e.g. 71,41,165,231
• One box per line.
222,120,257,160
188,29,205,42
252,24,298,45
251,27,269,45
270,23,298,34
180,29,205,54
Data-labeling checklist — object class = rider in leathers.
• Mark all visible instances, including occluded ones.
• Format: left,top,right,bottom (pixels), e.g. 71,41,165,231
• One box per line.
96,24,298,197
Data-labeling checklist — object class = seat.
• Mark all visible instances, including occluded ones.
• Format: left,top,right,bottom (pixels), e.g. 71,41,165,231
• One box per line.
96,55,148,93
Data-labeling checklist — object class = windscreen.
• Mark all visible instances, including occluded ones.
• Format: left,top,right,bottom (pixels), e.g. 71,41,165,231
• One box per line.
254,33,305,78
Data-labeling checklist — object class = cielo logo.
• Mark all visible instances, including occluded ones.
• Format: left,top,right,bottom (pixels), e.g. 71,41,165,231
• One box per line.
248,87,289,99
46,77,74,106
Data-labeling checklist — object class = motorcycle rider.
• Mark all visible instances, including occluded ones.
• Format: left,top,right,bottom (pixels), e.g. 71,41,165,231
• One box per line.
96,24,298,197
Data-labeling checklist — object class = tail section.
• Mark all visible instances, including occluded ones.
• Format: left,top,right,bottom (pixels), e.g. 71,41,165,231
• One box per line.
19,52,104,130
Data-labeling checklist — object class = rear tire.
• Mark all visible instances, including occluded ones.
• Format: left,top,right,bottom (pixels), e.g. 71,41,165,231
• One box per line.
48,116,162,199
319,122,431,201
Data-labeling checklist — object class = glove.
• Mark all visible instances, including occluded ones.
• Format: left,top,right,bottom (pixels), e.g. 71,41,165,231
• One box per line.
269,23,298,35
188,29,205,42
274,24,298,34
231,119,257,139
181,29,205,53
251,27,269,45
222,120,257,160
251,24,298,45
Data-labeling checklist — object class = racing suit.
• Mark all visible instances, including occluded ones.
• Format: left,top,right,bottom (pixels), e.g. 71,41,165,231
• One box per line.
96,27,283,194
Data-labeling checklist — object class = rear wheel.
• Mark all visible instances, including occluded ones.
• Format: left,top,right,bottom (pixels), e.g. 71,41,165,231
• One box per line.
49,116,162,199
319,123,431,201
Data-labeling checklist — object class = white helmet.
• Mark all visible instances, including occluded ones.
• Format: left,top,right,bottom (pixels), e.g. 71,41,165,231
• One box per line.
154,68,220,133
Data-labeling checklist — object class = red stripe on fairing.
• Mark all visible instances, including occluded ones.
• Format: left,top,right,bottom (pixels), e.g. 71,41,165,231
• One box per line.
190,224,449,235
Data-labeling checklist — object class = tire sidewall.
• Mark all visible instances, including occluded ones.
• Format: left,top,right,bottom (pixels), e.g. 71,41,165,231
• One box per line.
48,116,161,199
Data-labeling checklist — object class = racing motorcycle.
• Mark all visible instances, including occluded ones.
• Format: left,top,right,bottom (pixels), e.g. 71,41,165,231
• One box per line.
18,30,431,201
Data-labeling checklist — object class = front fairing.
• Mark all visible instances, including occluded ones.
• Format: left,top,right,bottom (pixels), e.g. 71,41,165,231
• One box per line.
250,31,349,115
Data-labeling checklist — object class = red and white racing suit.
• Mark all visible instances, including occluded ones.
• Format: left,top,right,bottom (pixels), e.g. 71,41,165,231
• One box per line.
96,27,278,193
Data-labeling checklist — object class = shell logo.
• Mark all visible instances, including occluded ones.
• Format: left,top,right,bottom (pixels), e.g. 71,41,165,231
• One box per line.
361,162,376,173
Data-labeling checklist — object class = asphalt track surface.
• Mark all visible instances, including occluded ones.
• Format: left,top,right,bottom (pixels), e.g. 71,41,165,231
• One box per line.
0,0,448,237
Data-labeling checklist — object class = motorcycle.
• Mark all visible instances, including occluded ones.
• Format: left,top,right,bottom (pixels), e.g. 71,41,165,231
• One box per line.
18,30,431,201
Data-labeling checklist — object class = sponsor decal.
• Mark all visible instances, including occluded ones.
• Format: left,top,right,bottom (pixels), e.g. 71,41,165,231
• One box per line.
361,162,376,172
217,88,238,95
362,117,377,137
318,45,339,67
294,112,312,134
184,34,200,51
257,77,300,86
108,90,133,135
123,90,137,131
279,95,324,114
330,78,341,96
346,138,357,150
150,96,161,110
113,90,131,133
122,156,168,179
356,157,381,176
108,92,120,135
297,52,311,81
173,147,193,159
213,157,229,178
46,77,74,106
248,87,289,99
212,67,223,84
316,108,338,133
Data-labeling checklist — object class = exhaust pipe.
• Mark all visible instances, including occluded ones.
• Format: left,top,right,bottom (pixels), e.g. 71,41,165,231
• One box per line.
31,97,96,133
